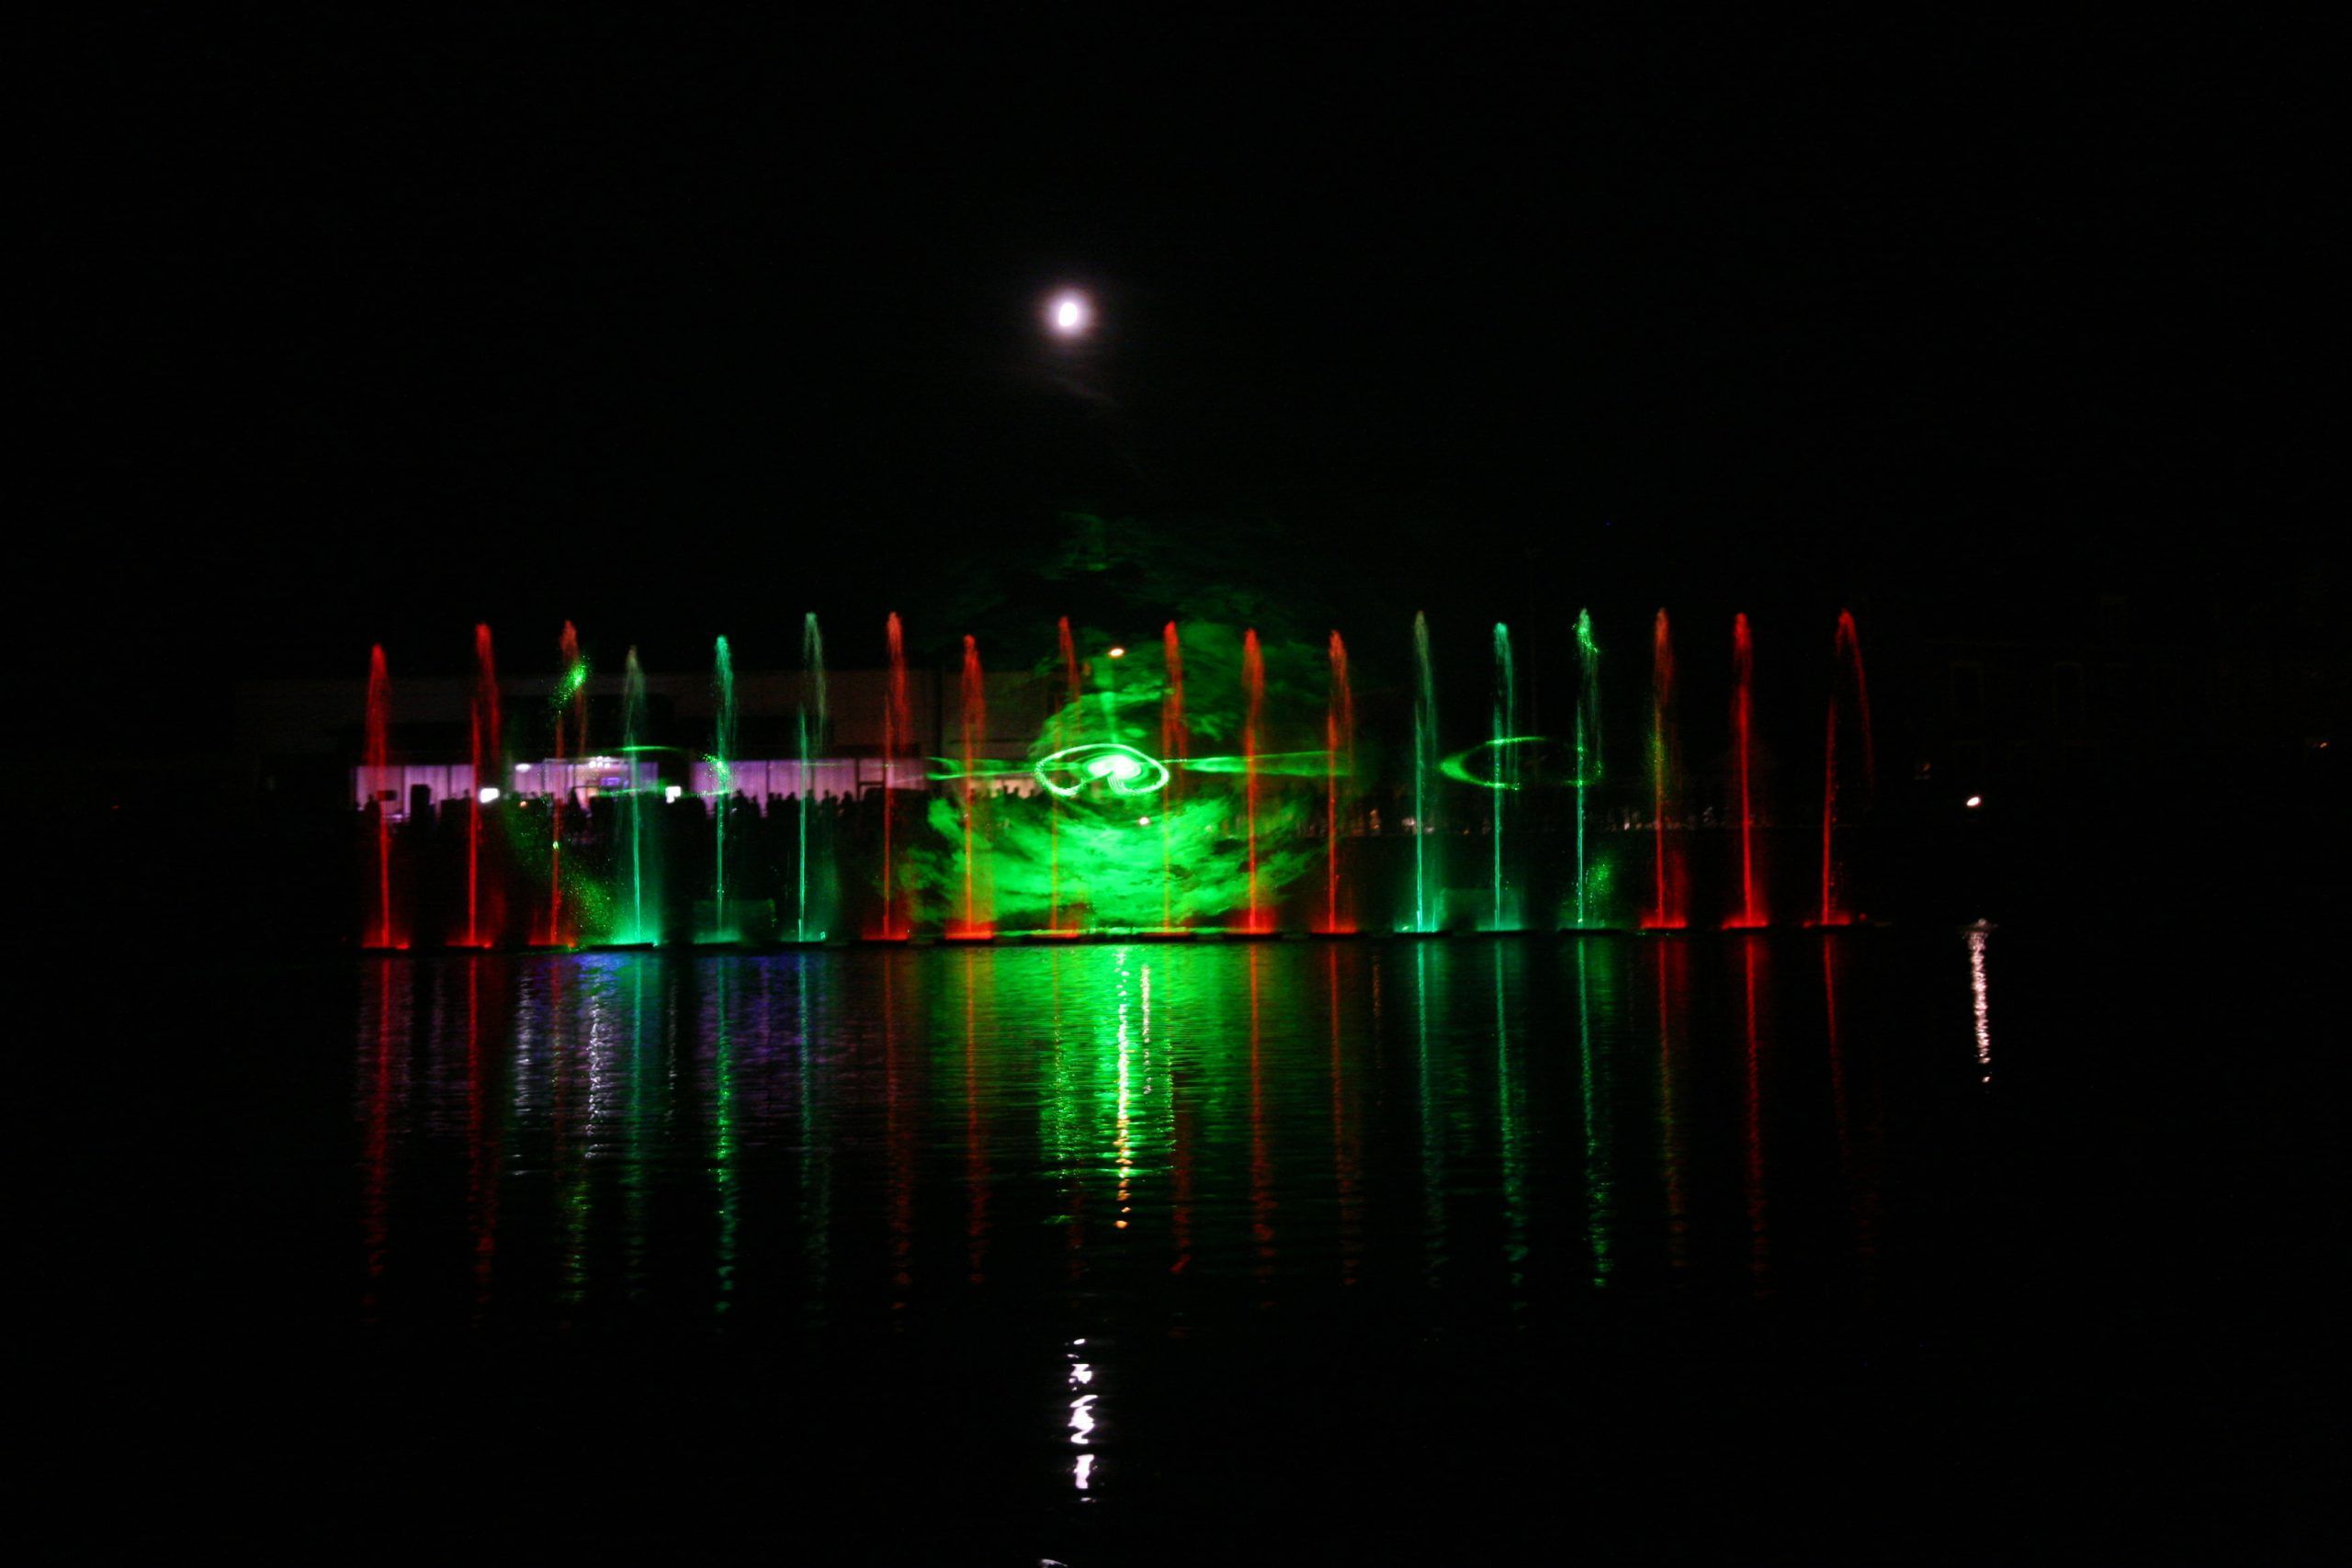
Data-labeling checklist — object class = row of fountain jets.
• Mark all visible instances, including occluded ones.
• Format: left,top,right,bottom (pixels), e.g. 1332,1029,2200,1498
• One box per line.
360,609,1874,947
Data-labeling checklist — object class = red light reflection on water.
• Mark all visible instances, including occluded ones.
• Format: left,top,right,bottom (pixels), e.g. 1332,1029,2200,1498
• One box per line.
1249,944,1277,1292
359,962,400,1316
885,956,913,1303
1823,938,1883,1276
1655,940,1690,1269
1329,946,1363,1285
335,940,1928,1412
963,950,990,1285
465,961,501,1315
1740,940,1770,1286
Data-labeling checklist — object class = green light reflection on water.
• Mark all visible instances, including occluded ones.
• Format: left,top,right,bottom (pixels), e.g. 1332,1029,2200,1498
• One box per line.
370,940,1875,1332
625,955,651,1302
798,954,831,1314
1577,942,1616,1285
1496,942,1528,1302
712,961,738,1314
1415,942,1445,1281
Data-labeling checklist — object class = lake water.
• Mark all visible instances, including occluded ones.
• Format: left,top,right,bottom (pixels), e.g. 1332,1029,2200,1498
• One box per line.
41,927,2332,1561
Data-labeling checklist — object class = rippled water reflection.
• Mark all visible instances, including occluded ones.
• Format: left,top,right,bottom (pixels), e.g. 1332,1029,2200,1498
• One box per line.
358,941,1953,1322
344,935,1990,1540
50,851,2335,1560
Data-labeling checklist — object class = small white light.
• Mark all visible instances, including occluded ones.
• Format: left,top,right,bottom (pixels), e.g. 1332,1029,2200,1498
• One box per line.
514,762,532,773
1106,646,1125,659
1048,289,1092,337
1965,795,1983,808
664,784,684,803
477,786,501,806
1137,816,1151,826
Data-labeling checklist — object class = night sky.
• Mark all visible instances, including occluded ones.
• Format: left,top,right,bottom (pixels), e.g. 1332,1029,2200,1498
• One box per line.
33,10,2329,686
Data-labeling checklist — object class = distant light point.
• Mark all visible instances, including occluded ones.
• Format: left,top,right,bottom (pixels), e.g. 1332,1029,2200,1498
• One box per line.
1048,289,1092,338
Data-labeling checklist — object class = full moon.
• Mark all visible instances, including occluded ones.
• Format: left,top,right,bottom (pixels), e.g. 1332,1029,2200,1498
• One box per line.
1047,289,1092,337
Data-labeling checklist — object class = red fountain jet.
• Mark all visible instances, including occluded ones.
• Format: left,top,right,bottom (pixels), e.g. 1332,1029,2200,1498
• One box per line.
466,624,502,947
1645,611,1687,930
1324,630,1356,933
1725,613,1767,929
363,644,401,948
1817,610,1876,926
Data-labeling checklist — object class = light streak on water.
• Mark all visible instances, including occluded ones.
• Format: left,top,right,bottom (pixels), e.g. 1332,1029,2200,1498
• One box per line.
1968,925,1994,1085
1068,1337,1099,1496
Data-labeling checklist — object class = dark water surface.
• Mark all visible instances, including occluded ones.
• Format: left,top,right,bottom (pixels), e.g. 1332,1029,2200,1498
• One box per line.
43,928,2335,1561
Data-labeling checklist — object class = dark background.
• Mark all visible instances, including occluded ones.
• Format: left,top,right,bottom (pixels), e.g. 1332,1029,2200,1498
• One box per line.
20,14,2342,1559
29,8,2334,692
